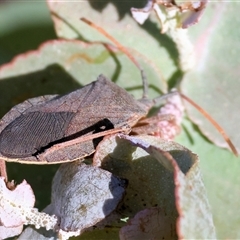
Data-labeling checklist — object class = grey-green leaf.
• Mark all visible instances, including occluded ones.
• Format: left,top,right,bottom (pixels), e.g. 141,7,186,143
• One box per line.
50,162,126,234
93,134,216,239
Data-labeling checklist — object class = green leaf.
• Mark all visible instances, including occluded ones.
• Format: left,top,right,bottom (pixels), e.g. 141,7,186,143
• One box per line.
178,5,240,237
47,0,178,92
176,118,240,238
94,134,215,239
18,226,57,240
0,39,168,119
0,0,56,65
182,3,240,153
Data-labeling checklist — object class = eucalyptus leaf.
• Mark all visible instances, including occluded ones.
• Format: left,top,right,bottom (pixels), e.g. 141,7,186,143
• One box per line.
1,225,23,240
93,134,215,238
18,226,57,240
119,207,174,240
0,177,57,240
176,117,240,238
182,3,240,153
179,5,240,235
47,0,177,92
0,0,55,65
49,162,126,236
0,178,35,228
0,39,167,119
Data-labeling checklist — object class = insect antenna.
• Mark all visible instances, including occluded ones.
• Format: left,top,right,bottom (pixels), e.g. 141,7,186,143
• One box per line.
180,93,238,156
152,90,179,104
80,18,238,156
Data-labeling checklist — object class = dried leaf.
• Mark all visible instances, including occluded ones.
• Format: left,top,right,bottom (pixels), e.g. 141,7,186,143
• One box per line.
131,0,153,25
176,0,208,28
0,177,58,239
181,7,207,29
130,0,208,29
18,205,58,240
0,225,23,240
0,177,35,227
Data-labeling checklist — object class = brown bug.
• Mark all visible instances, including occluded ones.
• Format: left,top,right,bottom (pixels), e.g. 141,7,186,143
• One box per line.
0,19,237,166
0,74,161,164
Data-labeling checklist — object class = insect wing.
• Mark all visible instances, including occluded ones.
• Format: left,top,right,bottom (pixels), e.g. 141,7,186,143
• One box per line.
0,75,149,164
